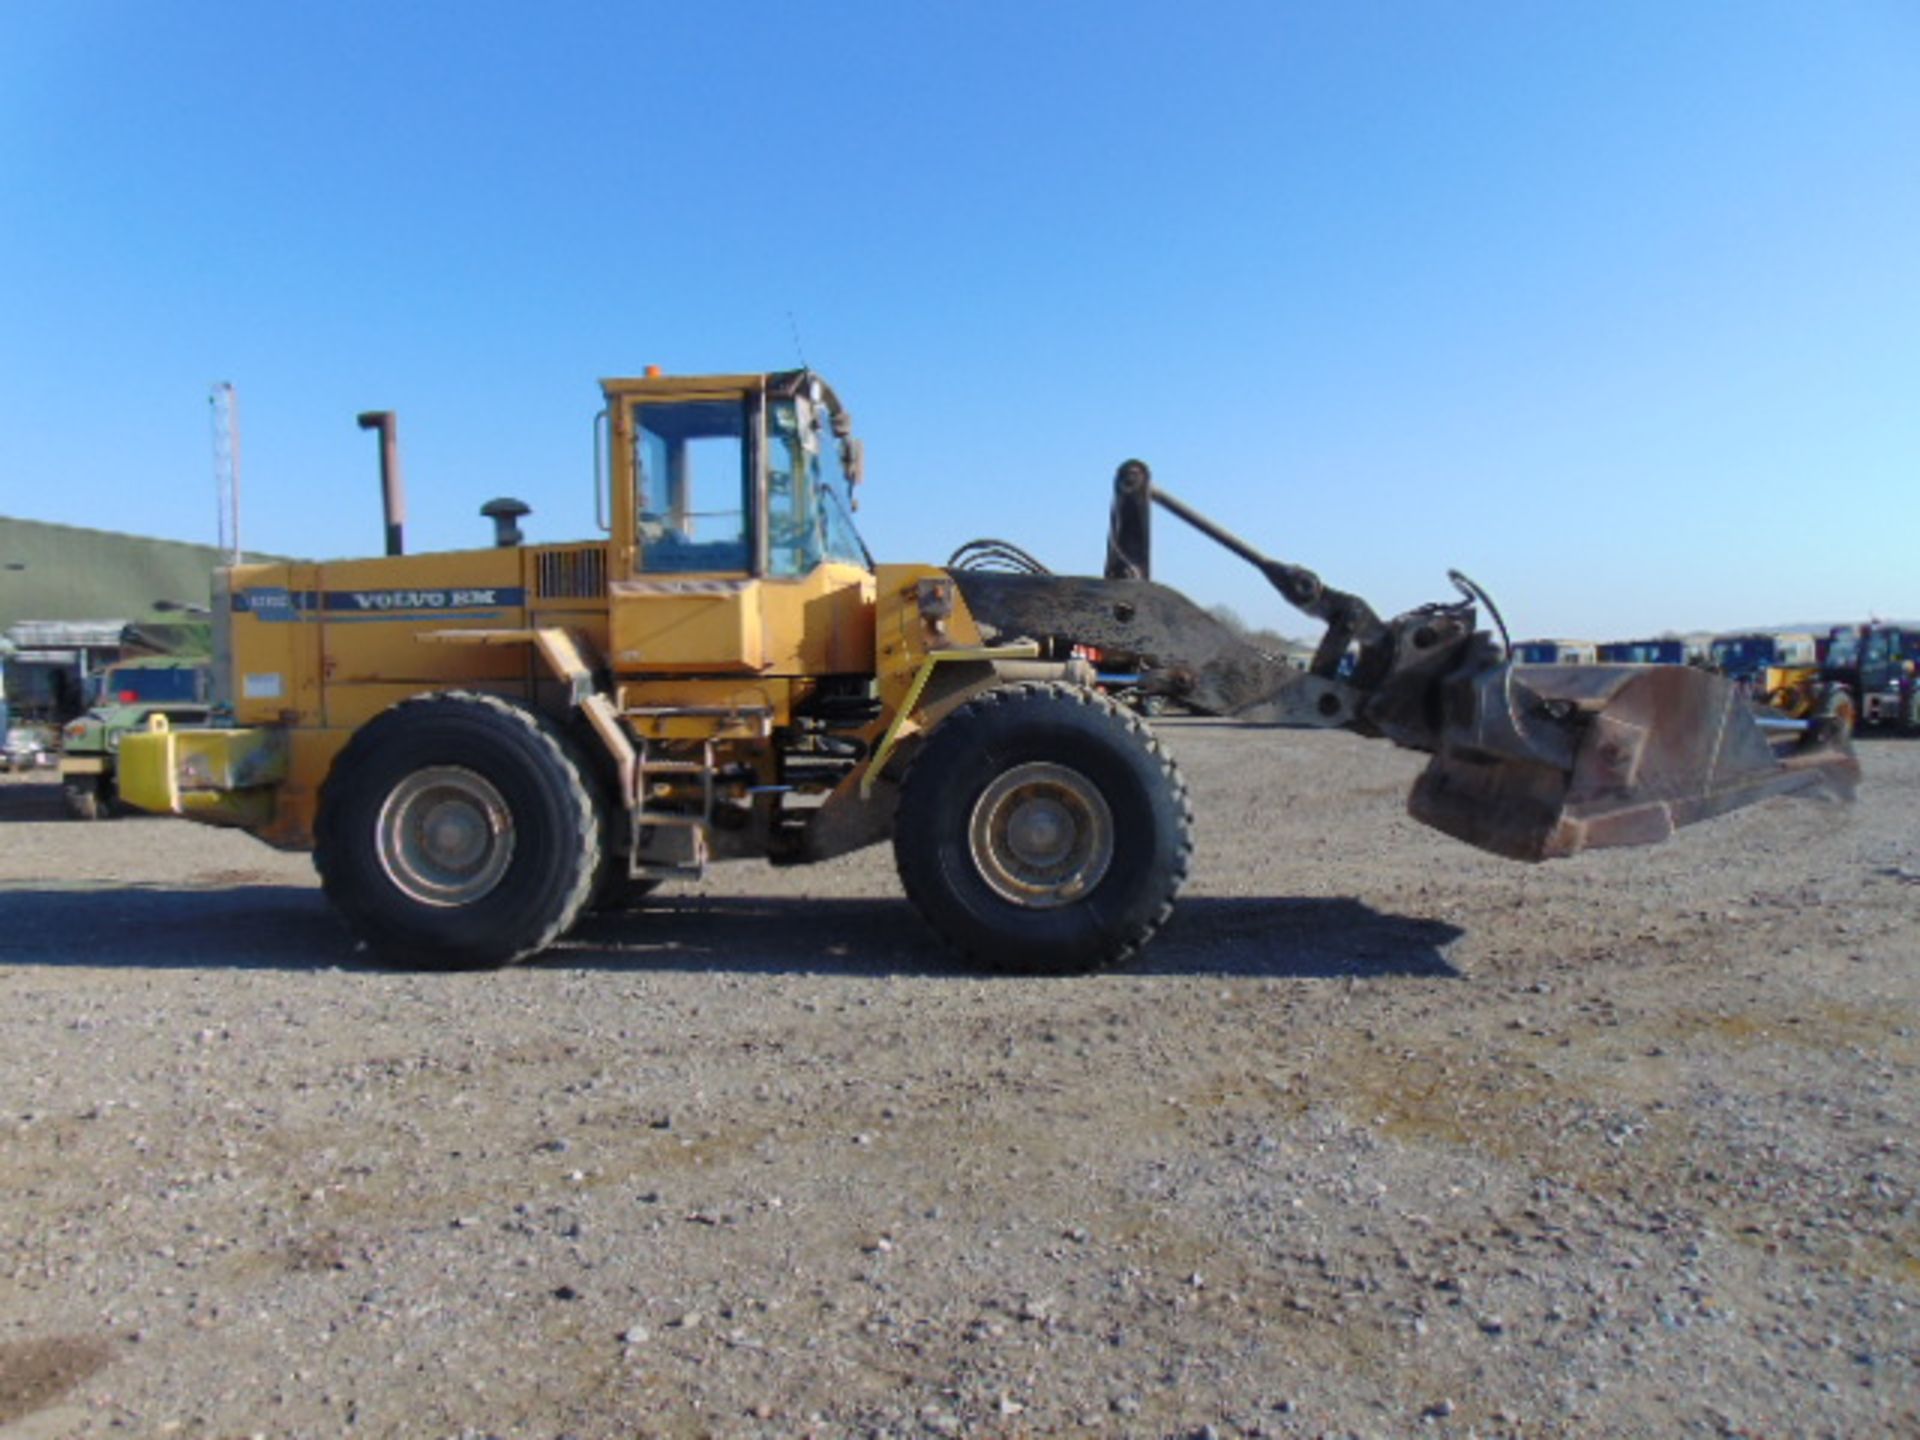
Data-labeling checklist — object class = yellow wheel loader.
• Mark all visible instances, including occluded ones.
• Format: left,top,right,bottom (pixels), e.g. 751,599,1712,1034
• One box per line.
1763,664,1823,720
120,369,1858,971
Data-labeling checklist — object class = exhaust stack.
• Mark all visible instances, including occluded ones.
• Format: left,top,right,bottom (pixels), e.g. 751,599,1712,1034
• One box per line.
356,411,406,557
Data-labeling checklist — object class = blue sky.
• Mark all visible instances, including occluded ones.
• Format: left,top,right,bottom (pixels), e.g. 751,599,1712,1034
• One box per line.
2,1,1915,640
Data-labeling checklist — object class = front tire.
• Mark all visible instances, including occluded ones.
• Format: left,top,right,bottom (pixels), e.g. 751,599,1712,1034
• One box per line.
893,682,1192,974
63,778,105,821
314,693,602,968
1821,686,1857,740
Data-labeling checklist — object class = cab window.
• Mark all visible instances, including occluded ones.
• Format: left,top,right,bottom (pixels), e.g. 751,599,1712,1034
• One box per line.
633,400,750,574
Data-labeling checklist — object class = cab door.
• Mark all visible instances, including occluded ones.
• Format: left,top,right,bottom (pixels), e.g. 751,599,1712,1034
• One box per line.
609,387,769,675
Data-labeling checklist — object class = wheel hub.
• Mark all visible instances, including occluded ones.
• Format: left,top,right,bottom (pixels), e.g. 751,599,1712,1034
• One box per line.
377,766,516,907
968,762,1114,909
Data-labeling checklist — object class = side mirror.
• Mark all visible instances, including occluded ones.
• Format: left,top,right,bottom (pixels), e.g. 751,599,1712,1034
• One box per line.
841,436,864,495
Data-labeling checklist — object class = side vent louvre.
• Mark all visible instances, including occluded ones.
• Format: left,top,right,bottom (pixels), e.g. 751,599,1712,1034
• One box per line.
536,547,608,600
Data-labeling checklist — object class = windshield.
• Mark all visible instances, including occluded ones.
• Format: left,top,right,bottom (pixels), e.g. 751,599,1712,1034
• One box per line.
1827,631,1861,666
765,396,870,577
103,666,203,703
630,392,870,577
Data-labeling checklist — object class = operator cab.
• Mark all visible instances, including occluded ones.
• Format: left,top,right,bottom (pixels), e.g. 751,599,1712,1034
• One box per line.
608,369,869,579
1854,626,1918,692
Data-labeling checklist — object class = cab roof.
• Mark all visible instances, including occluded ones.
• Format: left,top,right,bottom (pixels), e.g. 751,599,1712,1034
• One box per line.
599,369,809,402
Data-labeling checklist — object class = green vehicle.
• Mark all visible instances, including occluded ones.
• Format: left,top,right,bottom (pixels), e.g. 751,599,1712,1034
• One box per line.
59,657,213,819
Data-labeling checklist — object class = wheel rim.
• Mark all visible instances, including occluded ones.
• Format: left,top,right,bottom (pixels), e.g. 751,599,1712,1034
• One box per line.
968,761,1114,909
376,766,516,907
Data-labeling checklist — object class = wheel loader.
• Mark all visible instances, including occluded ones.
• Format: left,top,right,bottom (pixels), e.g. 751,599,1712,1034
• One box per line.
119,369,1859,971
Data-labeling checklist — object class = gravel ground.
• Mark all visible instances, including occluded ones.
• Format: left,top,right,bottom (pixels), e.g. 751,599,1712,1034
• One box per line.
0,724,1915,1439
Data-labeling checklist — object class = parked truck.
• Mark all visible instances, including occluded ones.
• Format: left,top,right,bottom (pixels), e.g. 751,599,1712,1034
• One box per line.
1708,631,1819,690
0,643,13,770
120,369,1858,971
1512,639,1596,666
1597,637,1697,666
1,643,64,771
1822,623,1920,732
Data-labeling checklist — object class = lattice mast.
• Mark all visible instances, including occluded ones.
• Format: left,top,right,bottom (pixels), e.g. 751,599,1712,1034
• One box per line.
209,382,242,564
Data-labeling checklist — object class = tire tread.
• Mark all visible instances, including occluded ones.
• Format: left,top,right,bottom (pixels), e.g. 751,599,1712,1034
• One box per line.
895,680,1193,973
314,691,602,967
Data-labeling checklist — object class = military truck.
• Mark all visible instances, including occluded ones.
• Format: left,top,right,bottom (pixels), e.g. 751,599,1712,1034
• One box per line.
60,656,212,818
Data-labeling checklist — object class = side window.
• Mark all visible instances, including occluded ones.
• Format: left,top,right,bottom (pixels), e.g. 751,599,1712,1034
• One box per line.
634,400,750,574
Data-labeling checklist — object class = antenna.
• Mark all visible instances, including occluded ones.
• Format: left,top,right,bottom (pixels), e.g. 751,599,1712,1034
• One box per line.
209,382,242,564
786,310,809,369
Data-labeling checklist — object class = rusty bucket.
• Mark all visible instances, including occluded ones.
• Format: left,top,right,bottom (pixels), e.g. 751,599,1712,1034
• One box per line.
1407,664,1859,862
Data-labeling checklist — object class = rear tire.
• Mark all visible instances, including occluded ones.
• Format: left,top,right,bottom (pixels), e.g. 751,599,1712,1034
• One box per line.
893,682,1192,974
315,693,602,968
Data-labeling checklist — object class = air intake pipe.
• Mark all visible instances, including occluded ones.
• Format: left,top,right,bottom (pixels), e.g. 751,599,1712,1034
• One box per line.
481,497,530,547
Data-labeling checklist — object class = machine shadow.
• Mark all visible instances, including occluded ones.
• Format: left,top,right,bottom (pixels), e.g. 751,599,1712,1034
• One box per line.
0,887,1462,981
0,779,70,823
563,894,1464,980
0,885,345,970
1136,896,1463,979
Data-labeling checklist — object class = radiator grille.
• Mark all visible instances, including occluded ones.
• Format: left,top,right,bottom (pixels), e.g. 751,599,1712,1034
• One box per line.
535,547,608,600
